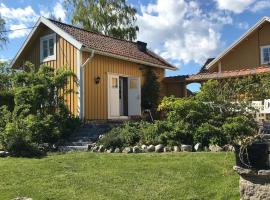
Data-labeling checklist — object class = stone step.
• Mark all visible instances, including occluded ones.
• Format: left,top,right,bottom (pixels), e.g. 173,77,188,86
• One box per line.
69,136,97,142
58,145,88,152
66,141,93,146
263,134,270,140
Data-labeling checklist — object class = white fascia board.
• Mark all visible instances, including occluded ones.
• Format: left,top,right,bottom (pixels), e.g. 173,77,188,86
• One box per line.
10,16,83,68
40,17,82,49
81,47,177,71
206,16,270,70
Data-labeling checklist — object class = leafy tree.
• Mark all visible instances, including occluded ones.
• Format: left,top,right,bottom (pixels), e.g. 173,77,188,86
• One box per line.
0,14,8,49
141,68,160,111
65,0,139,41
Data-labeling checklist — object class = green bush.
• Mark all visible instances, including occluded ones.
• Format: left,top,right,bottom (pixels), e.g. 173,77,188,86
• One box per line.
222,116,258,144
0,63,81,157
194,123,225,146
99,129,124,149
3,122,43,157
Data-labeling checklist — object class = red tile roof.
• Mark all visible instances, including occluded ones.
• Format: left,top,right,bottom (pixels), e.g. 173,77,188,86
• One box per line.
50,19,176,70
186,66,270,82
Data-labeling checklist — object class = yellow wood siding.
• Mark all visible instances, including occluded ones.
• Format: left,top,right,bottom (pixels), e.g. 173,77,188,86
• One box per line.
14,25,78,116
210,22,270,72
82,52,165,120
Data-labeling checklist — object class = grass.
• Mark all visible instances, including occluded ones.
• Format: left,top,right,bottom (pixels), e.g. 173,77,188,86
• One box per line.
0,152,239,200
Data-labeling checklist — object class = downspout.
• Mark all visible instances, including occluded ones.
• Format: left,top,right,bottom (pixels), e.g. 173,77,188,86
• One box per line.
80,49,95,119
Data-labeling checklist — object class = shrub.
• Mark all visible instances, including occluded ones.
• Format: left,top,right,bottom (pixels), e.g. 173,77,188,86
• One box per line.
99,129,124,149
194,123,225,146
2,121,44,157
141,68,160,112
222,116,258,144
0,63,81,157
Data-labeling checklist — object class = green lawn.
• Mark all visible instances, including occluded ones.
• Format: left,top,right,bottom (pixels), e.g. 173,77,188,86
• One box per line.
0,152,239,200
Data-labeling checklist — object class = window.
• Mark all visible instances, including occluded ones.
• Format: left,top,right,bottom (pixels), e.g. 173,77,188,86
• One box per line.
260,45,270,65
112,77,118,88
130,79,137,89
40,33,56,62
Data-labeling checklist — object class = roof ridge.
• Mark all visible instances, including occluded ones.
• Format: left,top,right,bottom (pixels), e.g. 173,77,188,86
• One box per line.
48,18,138,45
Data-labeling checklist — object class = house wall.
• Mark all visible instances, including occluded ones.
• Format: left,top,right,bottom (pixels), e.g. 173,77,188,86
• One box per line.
209,22,270,73
14,24,167,120
13,24,78,115
163,82,187,97
82,51,165,120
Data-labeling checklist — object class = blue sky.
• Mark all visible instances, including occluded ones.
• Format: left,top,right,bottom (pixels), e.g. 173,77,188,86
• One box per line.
1,0,270,90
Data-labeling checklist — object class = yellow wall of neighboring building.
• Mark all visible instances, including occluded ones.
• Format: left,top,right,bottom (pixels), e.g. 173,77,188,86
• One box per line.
209,22,270,72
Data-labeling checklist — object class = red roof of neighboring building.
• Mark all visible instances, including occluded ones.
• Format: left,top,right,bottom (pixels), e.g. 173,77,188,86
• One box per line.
50,19,176,70
186,66,270,82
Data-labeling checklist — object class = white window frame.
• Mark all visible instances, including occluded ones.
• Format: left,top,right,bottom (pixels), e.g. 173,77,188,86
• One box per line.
260,45,270,65
40,33,56,63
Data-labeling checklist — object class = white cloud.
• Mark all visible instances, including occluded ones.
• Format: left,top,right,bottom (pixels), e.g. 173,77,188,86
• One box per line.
137,0,231,65
1,1,66,40
40,1,67,22
236,22,249,30
53,2,66,22
8,24,30,39
0,3,38,23
251,1,270,12
215,0,255,13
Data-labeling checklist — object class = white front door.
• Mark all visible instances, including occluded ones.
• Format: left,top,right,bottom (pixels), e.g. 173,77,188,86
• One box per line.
128,77,141,116
108,74,120,118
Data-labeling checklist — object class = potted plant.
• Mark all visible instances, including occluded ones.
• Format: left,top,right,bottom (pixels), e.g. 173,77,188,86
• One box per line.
234,134,269,170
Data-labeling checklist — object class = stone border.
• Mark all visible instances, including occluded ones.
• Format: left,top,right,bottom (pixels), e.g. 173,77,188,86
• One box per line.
87,143,235,153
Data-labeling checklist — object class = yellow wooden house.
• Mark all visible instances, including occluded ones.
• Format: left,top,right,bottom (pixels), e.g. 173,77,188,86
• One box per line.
11,16,176,120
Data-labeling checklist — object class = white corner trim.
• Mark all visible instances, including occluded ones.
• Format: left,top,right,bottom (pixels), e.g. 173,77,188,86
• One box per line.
77,49,95,119
77,50,83,119
260,45,270,65
81,47,177,71
206,16,270,70
11,16,83,68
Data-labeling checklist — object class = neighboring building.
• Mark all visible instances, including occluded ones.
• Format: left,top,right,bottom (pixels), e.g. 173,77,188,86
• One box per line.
165,16,270,98
11,16,176,120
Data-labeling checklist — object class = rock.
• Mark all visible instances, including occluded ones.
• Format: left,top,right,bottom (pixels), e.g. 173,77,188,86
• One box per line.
133,146,141,153
258,170,270,176
204,146,210,152
164,146,171,152
146,145,155,152
181,144,192,152
122,147,133,153
223,144,235,152
173,146,180,152
155,144,164,153
98,134,104,140
87,144,95,151
13,198,33,200
209,145,223,152
194,143,202,151
233,166,255,175
0,151,9,157
141,144,147,150
106,148,114,153
98,145,105,153
92,146,99,152
114,148,121,153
